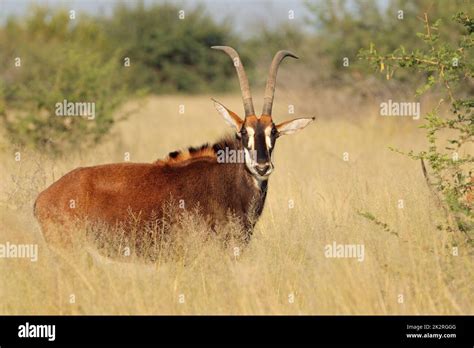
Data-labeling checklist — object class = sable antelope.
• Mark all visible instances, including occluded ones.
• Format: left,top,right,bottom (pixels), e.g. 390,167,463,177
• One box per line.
34,46,314,246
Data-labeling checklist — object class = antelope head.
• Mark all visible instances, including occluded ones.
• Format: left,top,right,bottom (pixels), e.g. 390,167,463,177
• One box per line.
212,46,315,180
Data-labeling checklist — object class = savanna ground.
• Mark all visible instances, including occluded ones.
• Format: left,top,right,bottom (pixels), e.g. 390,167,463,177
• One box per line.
0,90,473,315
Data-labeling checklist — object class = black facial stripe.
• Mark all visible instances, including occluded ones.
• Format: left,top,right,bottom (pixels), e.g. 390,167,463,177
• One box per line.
255,134,269,163
241,133,249,146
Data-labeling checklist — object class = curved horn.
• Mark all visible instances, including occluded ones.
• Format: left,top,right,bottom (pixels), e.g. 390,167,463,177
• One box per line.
262,50,299,116
212,46,255,117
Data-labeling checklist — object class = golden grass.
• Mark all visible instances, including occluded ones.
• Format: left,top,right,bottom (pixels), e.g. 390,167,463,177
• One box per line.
0,93,473,314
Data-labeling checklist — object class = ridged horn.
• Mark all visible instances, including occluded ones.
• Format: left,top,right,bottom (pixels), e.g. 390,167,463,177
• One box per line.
212,46,255,117
262,50,299,116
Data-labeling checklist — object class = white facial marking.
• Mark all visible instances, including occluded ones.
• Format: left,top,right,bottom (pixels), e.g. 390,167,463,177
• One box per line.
246,127,255,149
264,126,272,149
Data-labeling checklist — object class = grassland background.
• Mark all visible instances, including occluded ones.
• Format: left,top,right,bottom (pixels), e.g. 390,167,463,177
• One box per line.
1,90,473,314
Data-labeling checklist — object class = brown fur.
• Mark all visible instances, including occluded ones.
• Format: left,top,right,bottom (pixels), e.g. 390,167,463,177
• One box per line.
245,114,272,127
34,135,266,247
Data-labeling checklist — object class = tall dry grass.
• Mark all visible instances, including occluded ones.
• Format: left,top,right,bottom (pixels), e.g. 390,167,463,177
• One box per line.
0,91,473,314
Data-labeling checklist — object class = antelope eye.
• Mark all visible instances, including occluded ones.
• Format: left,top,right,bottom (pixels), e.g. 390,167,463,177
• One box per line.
240,128,247,136
271,127,278,135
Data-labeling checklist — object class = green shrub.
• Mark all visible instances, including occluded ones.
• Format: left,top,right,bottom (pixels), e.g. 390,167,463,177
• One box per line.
306,0,473,84
102,3,244,93
359,12,473,237
0,7,127,155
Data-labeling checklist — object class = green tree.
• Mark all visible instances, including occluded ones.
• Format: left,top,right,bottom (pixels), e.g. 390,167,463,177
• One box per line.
306,0,473,84
359,11,473,237
103,2,244,93
0,7,127,155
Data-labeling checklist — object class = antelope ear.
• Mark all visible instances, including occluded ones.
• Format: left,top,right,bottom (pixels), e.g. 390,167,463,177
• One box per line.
212,98,244,132
276,117,315,135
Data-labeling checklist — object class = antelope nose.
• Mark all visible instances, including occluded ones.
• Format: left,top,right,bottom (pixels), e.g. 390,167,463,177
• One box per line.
256,163,271,176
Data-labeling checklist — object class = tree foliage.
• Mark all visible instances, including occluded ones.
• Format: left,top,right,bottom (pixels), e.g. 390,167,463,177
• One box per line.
359,11,473,236
0,3,242,155
0,7,127,154
306,0,473,83
102,3,243,93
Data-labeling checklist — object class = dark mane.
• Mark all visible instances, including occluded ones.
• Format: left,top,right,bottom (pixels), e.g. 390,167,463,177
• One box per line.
155,134,241,166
